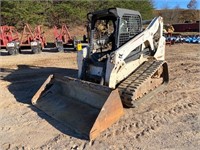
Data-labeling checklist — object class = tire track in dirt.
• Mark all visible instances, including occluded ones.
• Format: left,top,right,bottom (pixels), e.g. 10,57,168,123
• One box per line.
97,87,200,145
134,96,197,140
39,134,89,150
135,99,199,140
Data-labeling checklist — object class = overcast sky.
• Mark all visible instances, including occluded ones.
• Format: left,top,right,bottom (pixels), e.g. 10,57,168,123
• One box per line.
153,0,200,9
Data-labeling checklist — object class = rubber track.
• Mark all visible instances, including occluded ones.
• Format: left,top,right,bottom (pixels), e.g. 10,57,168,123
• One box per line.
118,60,168,108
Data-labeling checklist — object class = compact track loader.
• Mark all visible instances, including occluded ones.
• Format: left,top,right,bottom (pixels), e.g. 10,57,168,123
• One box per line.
32,8,169,140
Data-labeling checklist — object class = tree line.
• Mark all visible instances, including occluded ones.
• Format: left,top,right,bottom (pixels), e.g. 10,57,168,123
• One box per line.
1,0,154,29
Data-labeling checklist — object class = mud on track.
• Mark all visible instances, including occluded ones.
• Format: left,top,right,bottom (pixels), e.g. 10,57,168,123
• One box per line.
0,44,200,149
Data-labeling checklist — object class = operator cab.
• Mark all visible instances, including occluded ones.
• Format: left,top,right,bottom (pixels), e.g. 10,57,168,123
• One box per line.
80,8,142,84
87,10,117,63
87,8,142,56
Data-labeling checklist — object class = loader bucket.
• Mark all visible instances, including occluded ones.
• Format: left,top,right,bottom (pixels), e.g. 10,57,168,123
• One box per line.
32,74,123,140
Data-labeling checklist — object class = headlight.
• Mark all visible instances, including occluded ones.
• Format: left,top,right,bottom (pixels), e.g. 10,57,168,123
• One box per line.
7,43,15,47
82,47,88,58
31,41,38,46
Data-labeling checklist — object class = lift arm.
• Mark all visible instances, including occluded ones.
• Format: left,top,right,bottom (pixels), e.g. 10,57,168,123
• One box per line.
108,16,165,88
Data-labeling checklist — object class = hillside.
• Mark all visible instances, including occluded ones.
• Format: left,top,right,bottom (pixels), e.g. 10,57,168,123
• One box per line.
154,9,200,24
1,0,154,29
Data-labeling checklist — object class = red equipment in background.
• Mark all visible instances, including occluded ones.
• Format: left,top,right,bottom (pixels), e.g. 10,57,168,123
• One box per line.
19,24,35,47
0,25,19,48
53,24,74,52
19,24,46,49
1,24,77,55
6,24,47,55
33,25,46,49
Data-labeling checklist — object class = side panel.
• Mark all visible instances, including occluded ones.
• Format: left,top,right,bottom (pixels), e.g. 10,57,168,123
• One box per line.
107,55,147,88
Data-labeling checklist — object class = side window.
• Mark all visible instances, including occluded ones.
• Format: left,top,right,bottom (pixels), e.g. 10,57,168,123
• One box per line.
119,14,141,47
129,16,140,36
119,18,128,34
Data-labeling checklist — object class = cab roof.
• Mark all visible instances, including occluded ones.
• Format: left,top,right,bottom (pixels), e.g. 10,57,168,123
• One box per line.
87,8,141,21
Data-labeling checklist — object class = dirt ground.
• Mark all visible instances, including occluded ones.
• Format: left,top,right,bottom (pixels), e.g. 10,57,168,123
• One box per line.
0,44,200,150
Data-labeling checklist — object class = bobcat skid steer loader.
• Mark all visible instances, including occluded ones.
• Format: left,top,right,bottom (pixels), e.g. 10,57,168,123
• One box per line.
32,8,169,140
